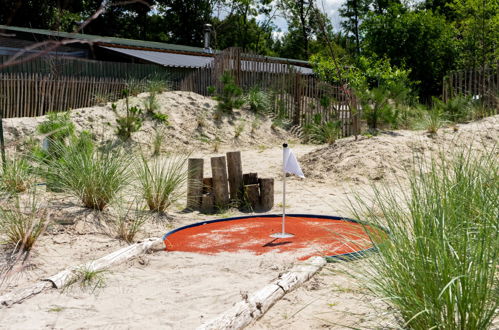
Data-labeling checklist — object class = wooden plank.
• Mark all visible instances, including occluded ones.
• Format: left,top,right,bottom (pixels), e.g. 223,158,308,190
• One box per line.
258,178,274,211
211,156,230,208
226,151,243,201
186,158,204,210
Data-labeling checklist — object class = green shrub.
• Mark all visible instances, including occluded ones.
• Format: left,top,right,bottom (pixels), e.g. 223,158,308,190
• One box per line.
244,86,271,113
303,114,342,144
113,90,143,141
152,112,169,124
136,154,188,213
214,72,244,115
36,111,75,158
0,157,32,193
433,95,473,123
351,149,499,329
40,135,132,210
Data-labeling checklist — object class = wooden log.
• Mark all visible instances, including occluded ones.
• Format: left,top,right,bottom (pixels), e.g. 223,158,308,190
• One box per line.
258,178,274,211
197,256,327,330
201,193,215,214
243,172,258,185
226,151,243,201
211,156,230,207
187,158,204,210
0,238,164,308
202,177,213,194
244,184,260,210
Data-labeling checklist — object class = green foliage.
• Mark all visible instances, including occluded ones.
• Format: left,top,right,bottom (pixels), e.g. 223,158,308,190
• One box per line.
136,154,188,213
207,86,216,96
234,121,245,139
360,6,458,100
448,0,499,69
0,193,47,253
303,114,342,144
0,157,32,194
351,148,499,329
151,129,166,157
65,267,107,293
426,107,444,135
432,95,474,122
214,72,244,115
114,90,143,141
152,112,169,124
36,111,75,158
244,86,271,113
143,92,160,114
40,135,132,210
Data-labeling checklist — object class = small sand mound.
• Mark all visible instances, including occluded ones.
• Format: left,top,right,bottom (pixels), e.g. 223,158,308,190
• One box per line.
301,115,499,185
3,91,293,153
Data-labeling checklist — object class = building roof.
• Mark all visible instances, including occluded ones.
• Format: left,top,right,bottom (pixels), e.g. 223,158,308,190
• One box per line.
0,25,311,68
103,46,313,74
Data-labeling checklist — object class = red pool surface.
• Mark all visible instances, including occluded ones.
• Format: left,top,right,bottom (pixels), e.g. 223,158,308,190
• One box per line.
164,215,381,260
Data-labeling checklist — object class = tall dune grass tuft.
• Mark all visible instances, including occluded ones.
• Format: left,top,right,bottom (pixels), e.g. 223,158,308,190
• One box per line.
0,157,32,193
40,135,132,210
136,154,188,213
351,148,499,329
0,193,48,253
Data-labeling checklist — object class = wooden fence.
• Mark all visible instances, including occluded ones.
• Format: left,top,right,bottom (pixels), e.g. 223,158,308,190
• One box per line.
0,73,127,118
180,47,359,137
443,64,499,110
0,55,189,82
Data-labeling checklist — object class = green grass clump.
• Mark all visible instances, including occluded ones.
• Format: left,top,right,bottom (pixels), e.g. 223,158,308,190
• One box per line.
112,201,148,243
0,157,32,193
0,194,47,252
40,135,132,210
303,114,342,144
352,148,499,329
136,155,188,213
36,111,75,158
244,86,271,113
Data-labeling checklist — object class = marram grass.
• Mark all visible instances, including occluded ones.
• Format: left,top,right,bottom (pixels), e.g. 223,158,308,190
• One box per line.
352,147,498,329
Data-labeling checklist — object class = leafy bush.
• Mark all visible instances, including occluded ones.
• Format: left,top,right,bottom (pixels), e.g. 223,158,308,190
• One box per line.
351,149,499,329
0,157,32,193
244,86,271,113
152,112,169,124
0,194,48,252
214,72,244,115
113,90,143,141
303,114,342,144
433,95,473,123
40,135,132,210
136,155,188,213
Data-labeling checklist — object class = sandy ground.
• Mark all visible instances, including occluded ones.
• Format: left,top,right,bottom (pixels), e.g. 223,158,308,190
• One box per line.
0,92,497,329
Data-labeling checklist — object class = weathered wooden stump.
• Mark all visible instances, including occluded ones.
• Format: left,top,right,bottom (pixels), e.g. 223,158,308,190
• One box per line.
243,172,258,185
211,156,230,208
258,178,274,211
226,151,243,201
244,184,260,210
201,178,214,213
187,158,204,210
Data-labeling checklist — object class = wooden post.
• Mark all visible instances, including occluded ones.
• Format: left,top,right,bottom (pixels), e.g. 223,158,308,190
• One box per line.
187,158,204,210
243,173,258,185
201,194,215,214
226,151,243,201
258,178,274,211
211,156,230,207
244,184,260,210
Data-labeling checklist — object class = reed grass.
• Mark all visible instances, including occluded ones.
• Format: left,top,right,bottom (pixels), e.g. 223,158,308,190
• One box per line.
40,135,132,210
0,157,32,193
351,148,499,329
0,193,48,253
136,154,188,213
111,201,148,243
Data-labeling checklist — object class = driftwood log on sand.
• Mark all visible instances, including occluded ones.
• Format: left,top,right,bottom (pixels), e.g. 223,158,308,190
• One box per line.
0,237,164,308
198,256,327,330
